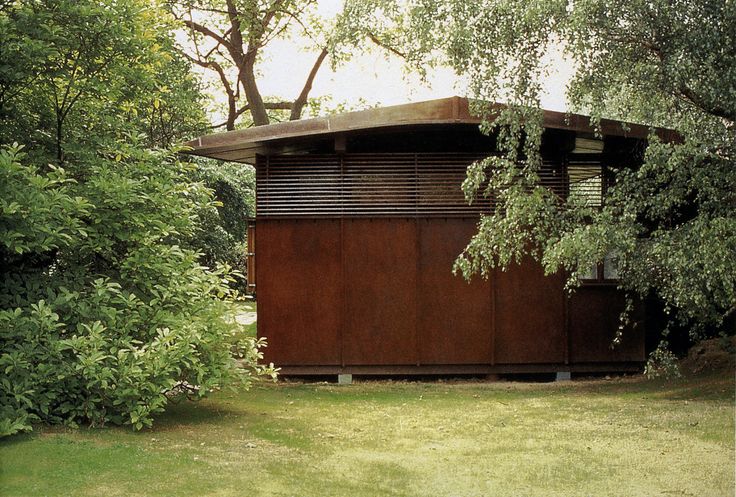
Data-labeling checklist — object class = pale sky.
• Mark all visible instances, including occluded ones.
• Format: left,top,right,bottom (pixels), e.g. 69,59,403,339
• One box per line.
193,0,575,122
273,43,575,113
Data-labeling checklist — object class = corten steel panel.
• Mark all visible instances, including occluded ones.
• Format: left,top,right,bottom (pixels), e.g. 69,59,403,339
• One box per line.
568,287,645,362
417,218,492,364
257,220,342,365
342,218,418,365
494,258,567,364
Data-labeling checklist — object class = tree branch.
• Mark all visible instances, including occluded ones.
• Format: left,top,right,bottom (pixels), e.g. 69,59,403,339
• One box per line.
265,101,294,109
203,27,233,59
290,48,328,120
367,32,406,59
183,19,234,53
279,5,319,44
626,36,735,123
210,101,293,129
177,48,239,129
678,86,736,123
184,5,230,16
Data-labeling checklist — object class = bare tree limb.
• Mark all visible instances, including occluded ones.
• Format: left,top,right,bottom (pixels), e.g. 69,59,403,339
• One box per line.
173,0,333,128
184,19,234,53
279,6,319,44
290,48,328,120
228,0,269,126
185,5,230,15
203,27,233,59
265,101,294,109
257,1,314,53
178,48,239,129
210,101,293,129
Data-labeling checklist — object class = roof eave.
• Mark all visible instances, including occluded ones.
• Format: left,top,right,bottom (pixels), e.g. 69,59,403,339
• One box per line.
183,96,676,163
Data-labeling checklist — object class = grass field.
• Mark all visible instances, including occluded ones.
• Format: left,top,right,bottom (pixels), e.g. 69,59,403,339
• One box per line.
1,369,734,497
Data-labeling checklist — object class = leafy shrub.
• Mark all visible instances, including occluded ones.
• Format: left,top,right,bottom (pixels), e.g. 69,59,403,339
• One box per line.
0,145,272,437
644,341,682,379
189,159,255,292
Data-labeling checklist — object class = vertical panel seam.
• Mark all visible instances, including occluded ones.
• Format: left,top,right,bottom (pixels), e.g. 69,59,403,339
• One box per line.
415,215,421,366
340,154,346,368
490,265,496,366
415,153,420,366
564,278,570,365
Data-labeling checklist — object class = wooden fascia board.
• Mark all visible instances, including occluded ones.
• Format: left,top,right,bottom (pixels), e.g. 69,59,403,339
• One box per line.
183,96,677,162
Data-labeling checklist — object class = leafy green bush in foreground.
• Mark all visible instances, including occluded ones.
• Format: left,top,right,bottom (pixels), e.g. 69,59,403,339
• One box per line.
0,144,271,437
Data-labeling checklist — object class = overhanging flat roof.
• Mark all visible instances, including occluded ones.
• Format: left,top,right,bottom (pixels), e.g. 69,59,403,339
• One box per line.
184,96,673,163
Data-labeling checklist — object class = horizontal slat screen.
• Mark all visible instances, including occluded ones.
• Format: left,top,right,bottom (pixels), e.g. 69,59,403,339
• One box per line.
256,153,592,218
568,155,604,207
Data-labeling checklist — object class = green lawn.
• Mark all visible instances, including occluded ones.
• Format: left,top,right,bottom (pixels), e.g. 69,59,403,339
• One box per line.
1,372,733,497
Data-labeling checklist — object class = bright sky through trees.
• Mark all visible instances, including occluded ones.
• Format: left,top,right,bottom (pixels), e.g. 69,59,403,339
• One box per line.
187,0,574,124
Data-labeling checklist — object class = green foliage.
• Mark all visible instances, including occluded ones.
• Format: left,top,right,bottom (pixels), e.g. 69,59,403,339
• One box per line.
0,0,270,438
354,0,736,341
189,158,255,290
0,145,271,437
0,0,207,163
0,144,90,259
645,341,682,379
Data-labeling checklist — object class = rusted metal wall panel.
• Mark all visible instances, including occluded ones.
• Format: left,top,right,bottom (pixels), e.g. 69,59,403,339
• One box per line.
342,218,418,365
568,287,645,362
257,219,342,365
494,259,567,364
417,218,492,364
256,217,643,370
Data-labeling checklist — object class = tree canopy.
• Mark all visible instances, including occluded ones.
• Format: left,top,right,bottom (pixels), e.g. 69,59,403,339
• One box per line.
167,0,407,129
347,0,736,357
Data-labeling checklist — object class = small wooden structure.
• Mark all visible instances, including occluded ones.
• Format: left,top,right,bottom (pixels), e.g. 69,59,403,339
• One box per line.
187,97,658,375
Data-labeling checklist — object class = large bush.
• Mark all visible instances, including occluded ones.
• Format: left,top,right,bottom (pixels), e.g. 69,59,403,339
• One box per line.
0,0,274,438
0,144,270,437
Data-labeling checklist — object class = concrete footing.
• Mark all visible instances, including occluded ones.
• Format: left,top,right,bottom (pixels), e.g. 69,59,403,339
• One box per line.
337,373,353,385
555,371,572,382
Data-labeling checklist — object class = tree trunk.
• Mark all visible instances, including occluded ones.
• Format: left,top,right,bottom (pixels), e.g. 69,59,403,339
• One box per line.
55,114,64,165
240,53,269,126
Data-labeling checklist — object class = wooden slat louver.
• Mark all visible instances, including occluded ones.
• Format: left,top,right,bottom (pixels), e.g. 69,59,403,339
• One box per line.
256,153,587,218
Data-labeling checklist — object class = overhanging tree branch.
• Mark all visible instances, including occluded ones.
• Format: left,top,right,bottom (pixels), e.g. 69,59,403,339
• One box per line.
626,35,735,123
678,86,736,123
290,48,328,120
184,19,234,53
170,0,346,128
367,32,407,59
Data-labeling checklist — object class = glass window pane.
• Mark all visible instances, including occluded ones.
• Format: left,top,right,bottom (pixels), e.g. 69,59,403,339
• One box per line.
578,263,598,280
603,252,619,279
